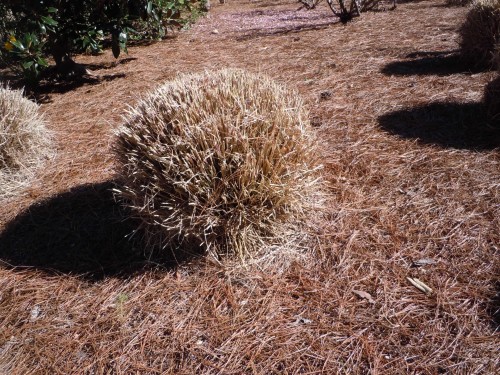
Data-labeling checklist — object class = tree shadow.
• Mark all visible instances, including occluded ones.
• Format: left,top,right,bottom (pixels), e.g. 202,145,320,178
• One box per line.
0,181,202,281
397,0,428,2
32,72,126,103
245,0,286,8
233,8,339,41
2,65,127,104
82,57,138,71
378,101,500,150
432,2,468,8
381,51,484,76
236,20,338,41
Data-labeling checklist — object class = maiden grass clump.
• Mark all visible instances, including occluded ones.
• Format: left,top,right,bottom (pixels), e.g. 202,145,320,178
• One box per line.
0,85,52,198
114,69,323,259
484,75,500,127
459,0,500,69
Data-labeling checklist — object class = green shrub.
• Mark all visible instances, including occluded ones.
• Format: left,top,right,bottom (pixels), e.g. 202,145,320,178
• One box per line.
0,1,202,84
114,69,323,259
0,85,52,197
459,0,500,69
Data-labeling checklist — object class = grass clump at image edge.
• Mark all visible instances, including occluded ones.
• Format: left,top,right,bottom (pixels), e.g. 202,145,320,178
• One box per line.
459,0,500,69
484,75,500,127
0,85,52,198
114,69,323,260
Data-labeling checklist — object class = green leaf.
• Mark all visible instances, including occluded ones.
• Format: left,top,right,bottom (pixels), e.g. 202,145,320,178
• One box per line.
30,33,39,43
47,7,58,13
119,32,127,44
22,61,34,69
38,22,47,34
40,16,58,26
151,9,160,22
10,39,25,51
37,57,49,67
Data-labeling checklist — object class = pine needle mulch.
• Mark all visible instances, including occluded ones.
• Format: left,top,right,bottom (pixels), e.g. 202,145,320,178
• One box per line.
0,0,498,373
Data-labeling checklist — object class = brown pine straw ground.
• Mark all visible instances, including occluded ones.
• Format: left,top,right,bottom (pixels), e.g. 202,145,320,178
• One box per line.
1,0,499,373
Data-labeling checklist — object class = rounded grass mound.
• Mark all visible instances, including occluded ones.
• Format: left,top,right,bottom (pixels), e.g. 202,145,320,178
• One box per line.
0,85,52,198
114,69,322,259
459,0,500,69
484,75,500,126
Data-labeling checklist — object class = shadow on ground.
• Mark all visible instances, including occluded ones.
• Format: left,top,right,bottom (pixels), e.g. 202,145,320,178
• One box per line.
81,57,138,71
381,51,483,76
33,72,126,103
237,21,338,41
3,64,128,103
489,282,500,332
0,181,201,280
378,102,500,150
234,8,339,41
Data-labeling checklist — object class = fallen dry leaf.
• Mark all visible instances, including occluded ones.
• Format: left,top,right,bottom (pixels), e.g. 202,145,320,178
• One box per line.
353,290,376,304
412,258,437,267
407,277,433,295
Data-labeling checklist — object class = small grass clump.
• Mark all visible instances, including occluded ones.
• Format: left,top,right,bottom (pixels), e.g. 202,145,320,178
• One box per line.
0,85,52,198
459,0,500,69
484,75,500,126
483,47,500,127
114,69,322,259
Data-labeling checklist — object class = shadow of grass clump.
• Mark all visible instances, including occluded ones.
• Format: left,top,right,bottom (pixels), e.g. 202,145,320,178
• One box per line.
381,51,484,76
0,181,199,280
378,102,500,150
488,282,500,332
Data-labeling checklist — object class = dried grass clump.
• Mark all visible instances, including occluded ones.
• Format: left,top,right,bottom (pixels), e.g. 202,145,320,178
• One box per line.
459,0,500,69
0,85,52,198
484,75,500,126
114,69,322,259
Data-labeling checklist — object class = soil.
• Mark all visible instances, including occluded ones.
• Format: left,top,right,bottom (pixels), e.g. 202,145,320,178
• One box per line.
0,1,498,373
